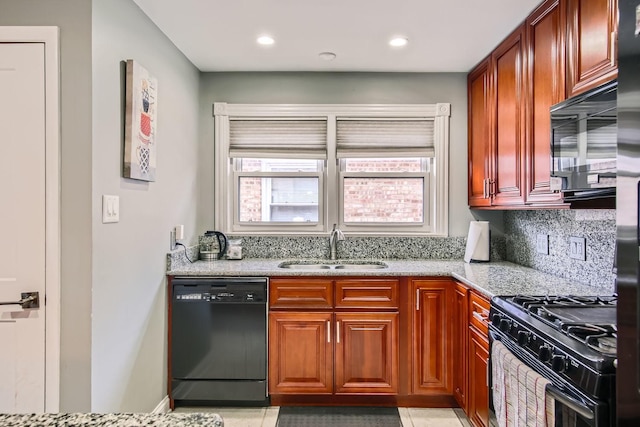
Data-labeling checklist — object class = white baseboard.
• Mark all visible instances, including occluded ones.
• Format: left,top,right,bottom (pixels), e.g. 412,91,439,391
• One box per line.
152,396,171,414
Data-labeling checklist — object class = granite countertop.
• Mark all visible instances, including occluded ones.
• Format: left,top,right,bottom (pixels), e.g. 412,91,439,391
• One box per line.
0,413,224,427
168,259,614,298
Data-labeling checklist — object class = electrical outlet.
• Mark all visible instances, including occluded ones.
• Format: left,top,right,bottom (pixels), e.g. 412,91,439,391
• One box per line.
102,195,120,223
569,236,586,261
536,234,549,255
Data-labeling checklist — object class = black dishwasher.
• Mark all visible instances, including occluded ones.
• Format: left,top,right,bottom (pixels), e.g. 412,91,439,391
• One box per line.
170,276,268,406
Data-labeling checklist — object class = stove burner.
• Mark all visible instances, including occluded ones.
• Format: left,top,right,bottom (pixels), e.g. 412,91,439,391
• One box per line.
510,295,617,312
559,323,617,355
596,336,617,353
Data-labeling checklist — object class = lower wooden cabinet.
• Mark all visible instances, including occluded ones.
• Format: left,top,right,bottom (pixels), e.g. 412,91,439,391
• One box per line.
334,312,398,394
268,276,489,412
268,311,333,394
268,277,399,398
468,326,490,427
412,279,453,395
453,282,469,410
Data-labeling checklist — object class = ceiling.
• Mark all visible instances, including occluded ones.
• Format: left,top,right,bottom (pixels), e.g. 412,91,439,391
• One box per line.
132,0,542,73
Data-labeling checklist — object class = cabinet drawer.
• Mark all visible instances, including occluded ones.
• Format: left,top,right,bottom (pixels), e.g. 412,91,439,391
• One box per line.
335,279,399,309
469,291,490,335
270,278,333,309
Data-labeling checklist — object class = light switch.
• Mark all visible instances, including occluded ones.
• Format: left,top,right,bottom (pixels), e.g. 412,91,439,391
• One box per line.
102,195,120,223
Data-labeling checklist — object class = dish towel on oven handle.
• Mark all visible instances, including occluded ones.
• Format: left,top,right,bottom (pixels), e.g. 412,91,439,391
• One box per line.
492,340,555,427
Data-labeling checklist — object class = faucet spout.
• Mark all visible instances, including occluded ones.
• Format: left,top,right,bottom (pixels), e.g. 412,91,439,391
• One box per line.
329,224,345,260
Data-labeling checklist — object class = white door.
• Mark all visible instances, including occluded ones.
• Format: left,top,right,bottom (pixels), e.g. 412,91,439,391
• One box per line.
0,42,47,413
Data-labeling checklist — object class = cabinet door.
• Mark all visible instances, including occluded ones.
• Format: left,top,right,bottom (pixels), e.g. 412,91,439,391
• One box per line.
453,283,469,410
412,279,453,395
468,58,493,207
334,312,398,394
525,0,566,205
268,311,333,394
468,327,489,427
566,0,618,97
491,25,526,206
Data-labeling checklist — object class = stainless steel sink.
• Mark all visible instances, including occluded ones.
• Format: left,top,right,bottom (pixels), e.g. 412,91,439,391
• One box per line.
334,263,387,269
278,263,332,269
278,260,388,270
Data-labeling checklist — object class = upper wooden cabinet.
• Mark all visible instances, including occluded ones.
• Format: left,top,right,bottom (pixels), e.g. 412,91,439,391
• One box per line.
524,0,566,205
468,0,618,208
467,26,527,208
491,25,526,207
468,58,492,208
566,0,618,97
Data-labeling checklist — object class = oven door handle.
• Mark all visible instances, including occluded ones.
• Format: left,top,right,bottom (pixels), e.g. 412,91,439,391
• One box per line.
546,384,595,420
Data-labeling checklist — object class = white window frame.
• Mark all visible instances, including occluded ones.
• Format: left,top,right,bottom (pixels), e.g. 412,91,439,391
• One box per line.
214,102,450,236
338,158,432,233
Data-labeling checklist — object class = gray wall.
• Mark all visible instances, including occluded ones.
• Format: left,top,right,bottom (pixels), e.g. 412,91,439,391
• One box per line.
0,0,94,412
91,0,200,412
198,72,484,237
504,209,616,291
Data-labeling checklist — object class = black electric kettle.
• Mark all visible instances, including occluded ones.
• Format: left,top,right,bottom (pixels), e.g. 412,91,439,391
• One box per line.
204,230,228,260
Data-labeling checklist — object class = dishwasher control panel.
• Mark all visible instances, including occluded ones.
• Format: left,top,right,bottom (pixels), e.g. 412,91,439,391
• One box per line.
173,279,267,304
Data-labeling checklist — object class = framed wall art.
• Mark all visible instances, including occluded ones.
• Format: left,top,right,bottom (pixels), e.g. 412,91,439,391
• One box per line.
124,59,157,181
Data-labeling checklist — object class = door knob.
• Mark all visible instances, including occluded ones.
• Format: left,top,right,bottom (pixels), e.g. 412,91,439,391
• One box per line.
0,292,40,309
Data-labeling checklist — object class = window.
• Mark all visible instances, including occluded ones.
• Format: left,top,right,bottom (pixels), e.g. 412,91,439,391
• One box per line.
214,103,450,236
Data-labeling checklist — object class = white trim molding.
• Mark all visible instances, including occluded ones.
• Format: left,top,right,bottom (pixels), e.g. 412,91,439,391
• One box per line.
213,102,451,237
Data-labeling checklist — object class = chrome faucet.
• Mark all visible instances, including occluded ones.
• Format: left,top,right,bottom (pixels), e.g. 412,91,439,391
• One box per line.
329,224,345,260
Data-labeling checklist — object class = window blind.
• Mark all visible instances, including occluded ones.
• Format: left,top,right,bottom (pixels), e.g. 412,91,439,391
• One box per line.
336,119,435,158
229,119,327,159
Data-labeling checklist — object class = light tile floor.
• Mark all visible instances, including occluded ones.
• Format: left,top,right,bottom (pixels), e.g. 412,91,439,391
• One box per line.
174,406,471,427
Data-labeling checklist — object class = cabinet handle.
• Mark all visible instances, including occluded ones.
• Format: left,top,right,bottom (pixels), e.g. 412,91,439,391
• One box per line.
611,32,616,67
336,320,340,344
483,178,488,199
416,289,420,311
486,358,490,387
472,310,489,324
327,320,331,343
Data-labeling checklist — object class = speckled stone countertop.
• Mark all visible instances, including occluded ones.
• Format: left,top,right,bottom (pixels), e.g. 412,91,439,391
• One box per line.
168,259,615,298
0,412,224,426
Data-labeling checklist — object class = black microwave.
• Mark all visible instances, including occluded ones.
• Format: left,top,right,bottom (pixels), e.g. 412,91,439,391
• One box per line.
550,80,617,200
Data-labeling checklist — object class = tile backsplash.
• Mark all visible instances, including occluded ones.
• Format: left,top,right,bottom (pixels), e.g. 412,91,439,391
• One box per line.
167,234,506,271
504,209,615,290
233,235,506,261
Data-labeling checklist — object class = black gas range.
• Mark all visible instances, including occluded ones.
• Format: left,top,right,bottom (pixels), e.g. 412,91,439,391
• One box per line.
489,295,617,427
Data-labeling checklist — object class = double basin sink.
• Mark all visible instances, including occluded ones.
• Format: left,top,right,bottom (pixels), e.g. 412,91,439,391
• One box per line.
278,260,388,270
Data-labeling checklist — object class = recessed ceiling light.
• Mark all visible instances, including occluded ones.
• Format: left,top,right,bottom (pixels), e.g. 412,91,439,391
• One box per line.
389,37,409,47
257,35,275,45
318,52,337,61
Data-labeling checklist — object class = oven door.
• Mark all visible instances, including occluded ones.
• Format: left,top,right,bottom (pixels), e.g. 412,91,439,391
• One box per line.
488,326,610,427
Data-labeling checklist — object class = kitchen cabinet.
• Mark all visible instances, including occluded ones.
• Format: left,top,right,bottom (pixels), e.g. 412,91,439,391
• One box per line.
566,0,618,97
411,279,453,395
453,282,469,410
467,25,526,207
268,277,399,397
491,25,526,207
466,290,491,427
468,58,493,208
468,326,490,427
468,0,618,209
524,0,566,205
268,311,333,394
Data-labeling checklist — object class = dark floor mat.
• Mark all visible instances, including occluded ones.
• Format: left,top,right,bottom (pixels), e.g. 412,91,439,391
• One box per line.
276,406,402,427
